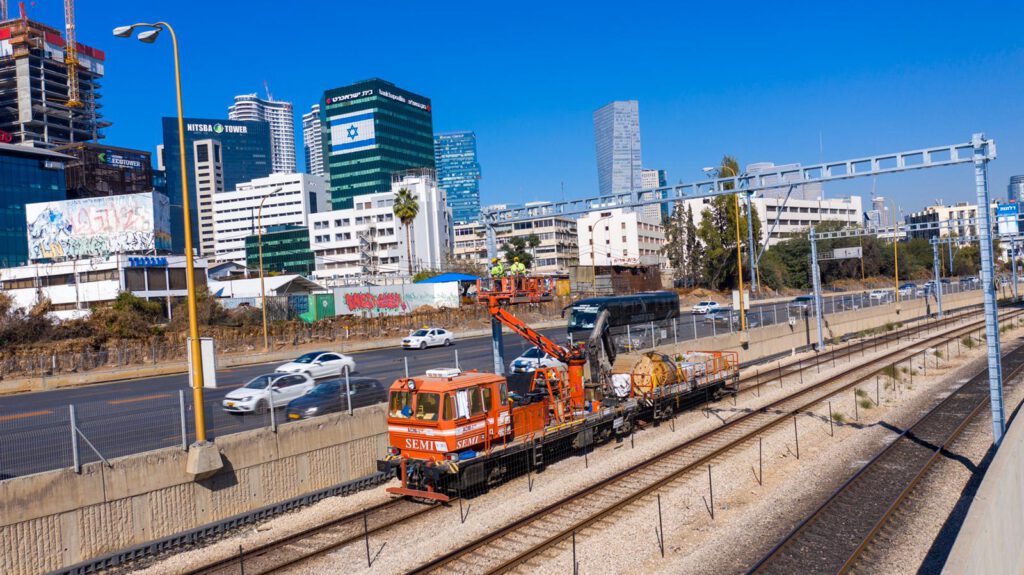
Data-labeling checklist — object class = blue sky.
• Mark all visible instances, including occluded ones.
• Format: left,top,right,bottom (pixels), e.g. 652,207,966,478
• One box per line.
29,0,1024,214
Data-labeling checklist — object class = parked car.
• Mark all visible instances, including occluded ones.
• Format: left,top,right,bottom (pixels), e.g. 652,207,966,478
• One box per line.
705,308,760,328
960,276,980,288
788,295,814,311
869,289,891,302
222,372,316,414
285,378,387,420
403,327,455,349
510,346,567,374
898,283,917,297
691,301,721,315
276,351,356,379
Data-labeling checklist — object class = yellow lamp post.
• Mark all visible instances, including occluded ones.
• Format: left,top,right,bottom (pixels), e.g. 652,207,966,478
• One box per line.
257,188,284,351
705,165,746,332
114,22,221,476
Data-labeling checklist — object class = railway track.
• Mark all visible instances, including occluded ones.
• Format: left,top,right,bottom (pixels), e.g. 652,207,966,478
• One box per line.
748,335,1024,574
183,498,438,575
179,306,1009,574
407,309,1023,575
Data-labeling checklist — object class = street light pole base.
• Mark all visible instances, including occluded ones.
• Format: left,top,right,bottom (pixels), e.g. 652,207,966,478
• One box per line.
739,331,750,345
186,441,223,479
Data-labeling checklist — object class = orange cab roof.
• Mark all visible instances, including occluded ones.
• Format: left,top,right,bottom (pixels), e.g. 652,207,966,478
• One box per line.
389,370,504,392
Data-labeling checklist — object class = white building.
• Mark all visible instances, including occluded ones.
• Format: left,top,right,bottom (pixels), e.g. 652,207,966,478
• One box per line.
302,104,325,177
212,173,328,263
752,195,863,246
640,168,667,221
229,94,296,174
0,254,208,320
746,162,824,200
309,168,452,283
193,139,224,257
453,216,578,275
577,208,666,266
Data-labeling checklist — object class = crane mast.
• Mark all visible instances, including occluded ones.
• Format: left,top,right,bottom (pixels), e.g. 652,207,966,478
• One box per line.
63,0,82,108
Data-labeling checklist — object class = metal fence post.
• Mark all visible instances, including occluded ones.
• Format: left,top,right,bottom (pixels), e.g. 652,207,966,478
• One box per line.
650,321,656,349
673,318,678,346
345,366,353,416
269,394,277,432
179,389,188,451
692,314,697,339
70,404,80,473
455,349,460,370
627,325,632,351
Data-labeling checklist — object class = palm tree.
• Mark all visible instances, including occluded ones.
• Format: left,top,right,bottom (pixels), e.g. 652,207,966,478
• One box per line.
392,187,420,275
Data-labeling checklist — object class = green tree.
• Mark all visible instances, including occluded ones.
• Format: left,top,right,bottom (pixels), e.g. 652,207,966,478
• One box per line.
695,156,762,290
392,187,420,275
89,292,163,340
953,245,981,276
502,234,541,269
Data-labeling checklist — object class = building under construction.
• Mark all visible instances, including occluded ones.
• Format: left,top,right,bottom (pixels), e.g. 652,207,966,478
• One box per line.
0,7,108,147
58,142,152,199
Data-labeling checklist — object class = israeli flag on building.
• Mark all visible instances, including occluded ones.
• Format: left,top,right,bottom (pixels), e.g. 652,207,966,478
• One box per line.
330,111,376,155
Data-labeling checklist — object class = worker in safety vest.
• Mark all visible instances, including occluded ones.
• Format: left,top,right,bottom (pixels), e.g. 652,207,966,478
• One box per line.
489,258,505,290
510,257,527,276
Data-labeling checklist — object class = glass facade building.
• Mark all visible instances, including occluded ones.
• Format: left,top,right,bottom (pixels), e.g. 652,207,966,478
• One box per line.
593,101,642,197
322,78,434,210
245,225,315,276
0,144,69,267
434,132,481,224
161,117,272,253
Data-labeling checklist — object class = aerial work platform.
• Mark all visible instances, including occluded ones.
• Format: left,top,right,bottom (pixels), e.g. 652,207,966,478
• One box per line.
476,277,556,305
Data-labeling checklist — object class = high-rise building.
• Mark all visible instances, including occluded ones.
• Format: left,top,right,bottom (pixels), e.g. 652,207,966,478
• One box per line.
228,94,296,174
302,104,325,177
322,78,434,210
434,132,481,224
1009,175,1024,203
0,16,108,147
212,172,327,263
593,101,642,197
640,168,668,221
0,143,70,267
161,117,273,254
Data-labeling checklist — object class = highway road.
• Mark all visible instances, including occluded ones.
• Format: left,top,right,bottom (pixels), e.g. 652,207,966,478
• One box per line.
0,290,940,479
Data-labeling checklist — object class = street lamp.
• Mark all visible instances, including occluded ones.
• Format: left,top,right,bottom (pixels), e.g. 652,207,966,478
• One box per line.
257,187,285,351
890,198,901,310
114,22,222,477
704,165,747,333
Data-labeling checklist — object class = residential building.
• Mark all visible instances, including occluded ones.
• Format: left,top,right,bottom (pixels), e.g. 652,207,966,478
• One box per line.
0,254,208,320
228,94,296,173
593,100,642,197
906,201,1001,243
0,142,71,268
640,168,668,221
322,78,434,210
212,172,327,263
309,168,451,283
746,162,824,200
680,194,864,248
453,216,578,275
577,208,665,266
57,143,153,199
0,16,108,147
245,225,315,276
302,104,325,177
161,117,273,254
434,131,482,224
1010,175,1024,203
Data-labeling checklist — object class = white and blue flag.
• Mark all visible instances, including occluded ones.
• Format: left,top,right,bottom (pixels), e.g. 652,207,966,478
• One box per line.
330,111,376,155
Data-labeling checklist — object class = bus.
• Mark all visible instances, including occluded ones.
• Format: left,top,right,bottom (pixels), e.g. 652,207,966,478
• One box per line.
567,292,680,337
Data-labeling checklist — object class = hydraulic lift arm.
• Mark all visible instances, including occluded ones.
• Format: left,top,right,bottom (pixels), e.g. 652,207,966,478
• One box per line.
487,302,575,364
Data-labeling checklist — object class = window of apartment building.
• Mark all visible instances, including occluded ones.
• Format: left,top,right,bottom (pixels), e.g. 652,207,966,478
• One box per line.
147,268,168,290
125,268,146,291
2,277,35,289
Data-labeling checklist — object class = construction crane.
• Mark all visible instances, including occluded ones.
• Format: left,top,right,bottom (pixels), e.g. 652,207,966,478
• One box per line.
1,0,8,21
64,0,83,108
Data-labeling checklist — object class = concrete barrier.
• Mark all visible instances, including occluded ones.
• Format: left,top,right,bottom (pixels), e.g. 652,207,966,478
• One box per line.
942,413,1024,574
0,405,388,575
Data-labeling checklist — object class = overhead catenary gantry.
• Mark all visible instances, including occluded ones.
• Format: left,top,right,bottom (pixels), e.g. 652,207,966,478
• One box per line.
481,134,1004,444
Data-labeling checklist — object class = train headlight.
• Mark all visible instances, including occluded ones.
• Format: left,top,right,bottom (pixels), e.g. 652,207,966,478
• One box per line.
387,446,401,456
407,379,416,390
445,452,459,462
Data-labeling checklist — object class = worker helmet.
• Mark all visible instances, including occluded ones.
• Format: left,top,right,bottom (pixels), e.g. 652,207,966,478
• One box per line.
514,257,520,262
491,258,498,264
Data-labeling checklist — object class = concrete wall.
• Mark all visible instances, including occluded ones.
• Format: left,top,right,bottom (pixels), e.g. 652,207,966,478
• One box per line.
0,405,388,575
942,411,1024,575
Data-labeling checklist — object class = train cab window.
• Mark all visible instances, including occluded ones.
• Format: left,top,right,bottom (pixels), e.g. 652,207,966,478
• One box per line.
442,393,454,420
415,393,440,421
389,391,412,418
500,382,509,405
469,388,485,416
481,387,493,411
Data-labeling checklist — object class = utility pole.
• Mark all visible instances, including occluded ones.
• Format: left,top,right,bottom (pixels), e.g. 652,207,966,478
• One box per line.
485,220,505,376
809,226,825,350
932,240,943,318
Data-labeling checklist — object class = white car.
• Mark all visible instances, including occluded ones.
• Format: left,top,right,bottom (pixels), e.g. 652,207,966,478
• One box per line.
869,289,891,302
402,328,455,349
222,372,315,414
509,347,566,374
275,351,356,379
691,301,721,315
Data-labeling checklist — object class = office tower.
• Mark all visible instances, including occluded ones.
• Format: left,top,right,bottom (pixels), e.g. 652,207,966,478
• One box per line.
1010,175,1024,203
322,78,434,210
434,131,482,224
0,143,70,267
593,101,641,196
302,104,325,177
58,143,153,199
161,117,272,254
228,94,296,173
0,15,107,147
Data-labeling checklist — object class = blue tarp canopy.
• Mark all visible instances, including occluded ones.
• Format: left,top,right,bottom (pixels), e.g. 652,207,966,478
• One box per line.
416,272,480,284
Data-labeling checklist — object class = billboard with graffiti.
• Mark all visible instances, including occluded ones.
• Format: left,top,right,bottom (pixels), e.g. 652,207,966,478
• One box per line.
25,192,172,261
333,283,460,316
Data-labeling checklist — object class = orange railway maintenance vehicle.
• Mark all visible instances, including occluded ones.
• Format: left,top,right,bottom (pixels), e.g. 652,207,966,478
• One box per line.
378,277,738,501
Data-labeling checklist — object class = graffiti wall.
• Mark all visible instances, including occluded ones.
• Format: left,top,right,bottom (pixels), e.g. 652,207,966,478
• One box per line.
333,283,460,316
25,192,172,261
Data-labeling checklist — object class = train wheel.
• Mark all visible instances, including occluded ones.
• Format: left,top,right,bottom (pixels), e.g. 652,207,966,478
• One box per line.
487,464,506,486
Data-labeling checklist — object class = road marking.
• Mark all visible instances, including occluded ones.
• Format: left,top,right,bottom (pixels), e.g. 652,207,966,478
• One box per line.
109,393,172,405
0,410,52,422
